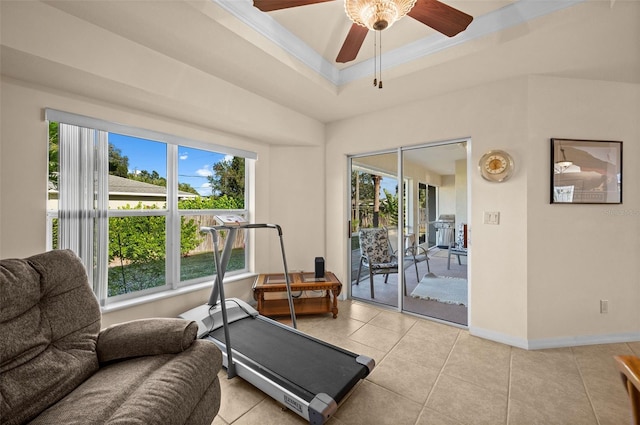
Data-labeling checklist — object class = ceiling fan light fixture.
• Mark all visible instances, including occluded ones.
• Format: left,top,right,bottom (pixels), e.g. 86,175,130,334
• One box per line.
345,0,417,31
555,146,573,171
556,160,573,168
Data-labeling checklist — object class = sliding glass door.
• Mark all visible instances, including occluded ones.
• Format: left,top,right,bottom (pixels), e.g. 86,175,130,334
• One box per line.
401,142,468,325
348,141,469,326
349,151,399,308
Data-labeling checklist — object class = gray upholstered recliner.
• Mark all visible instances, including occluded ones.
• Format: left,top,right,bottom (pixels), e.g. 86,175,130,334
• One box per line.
0,249,222,425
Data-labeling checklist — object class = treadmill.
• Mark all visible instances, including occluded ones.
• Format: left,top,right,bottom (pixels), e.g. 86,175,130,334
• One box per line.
179,223,374,425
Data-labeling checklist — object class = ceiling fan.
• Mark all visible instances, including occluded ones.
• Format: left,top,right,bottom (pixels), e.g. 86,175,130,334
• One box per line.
252,0,473,63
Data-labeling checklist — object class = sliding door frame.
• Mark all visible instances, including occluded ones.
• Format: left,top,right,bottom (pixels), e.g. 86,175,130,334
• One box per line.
347,138,471,320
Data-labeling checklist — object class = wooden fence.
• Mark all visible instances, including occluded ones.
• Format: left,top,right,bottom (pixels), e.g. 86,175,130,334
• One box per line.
186,215,246,255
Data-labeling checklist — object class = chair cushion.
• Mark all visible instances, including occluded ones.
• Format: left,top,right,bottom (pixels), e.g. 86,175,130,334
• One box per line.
369,262,398,270
359,228,392,263
0,250,101,425
28,340,222,425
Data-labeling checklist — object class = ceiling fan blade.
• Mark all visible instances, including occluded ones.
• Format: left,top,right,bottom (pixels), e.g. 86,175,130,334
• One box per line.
408,0,473,37
253,0,334,12
336,24,368,63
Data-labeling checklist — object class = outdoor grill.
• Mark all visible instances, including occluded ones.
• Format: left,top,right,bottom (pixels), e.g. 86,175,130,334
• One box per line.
432,214,455,248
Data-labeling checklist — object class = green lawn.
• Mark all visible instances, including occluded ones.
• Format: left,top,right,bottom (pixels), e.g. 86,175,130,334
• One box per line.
108,249,245,297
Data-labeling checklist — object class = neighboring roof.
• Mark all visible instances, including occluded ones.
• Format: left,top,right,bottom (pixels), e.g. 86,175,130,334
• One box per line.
48,175,198,198
108,175,197,198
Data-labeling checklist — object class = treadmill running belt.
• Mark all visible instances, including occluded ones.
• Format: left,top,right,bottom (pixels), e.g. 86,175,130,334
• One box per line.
210,316,368,404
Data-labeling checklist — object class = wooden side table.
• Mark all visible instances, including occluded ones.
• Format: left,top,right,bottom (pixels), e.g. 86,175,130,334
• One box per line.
252,272,342,318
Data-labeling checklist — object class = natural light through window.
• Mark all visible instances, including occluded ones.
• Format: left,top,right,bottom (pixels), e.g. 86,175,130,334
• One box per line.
46,109,254,305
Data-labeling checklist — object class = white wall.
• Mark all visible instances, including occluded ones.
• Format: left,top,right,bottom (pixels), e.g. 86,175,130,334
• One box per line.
0,1,324,147
1,0,638,347
455,158,468,227
525,76,640,347
0,0,328,327
438,175,456,216
327,76,531,343
0,78,325,327
327,76,640,348
266,145,326,273
2,75,637,347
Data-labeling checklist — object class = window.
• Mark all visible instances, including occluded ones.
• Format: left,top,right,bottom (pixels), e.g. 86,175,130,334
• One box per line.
46,110,255,305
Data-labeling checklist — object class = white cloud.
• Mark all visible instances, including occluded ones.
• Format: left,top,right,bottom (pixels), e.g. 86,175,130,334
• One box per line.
179,152,188,160
196,166,212,177
196,182,212,196
223,154,233,163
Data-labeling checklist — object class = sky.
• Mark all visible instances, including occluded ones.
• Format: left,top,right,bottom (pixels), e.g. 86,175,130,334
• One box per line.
109,132,396,198
108,133,229,196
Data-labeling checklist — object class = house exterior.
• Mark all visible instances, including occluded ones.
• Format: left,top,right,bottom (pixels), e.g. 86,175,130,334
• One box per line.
1,0,638,349
47,174,197,210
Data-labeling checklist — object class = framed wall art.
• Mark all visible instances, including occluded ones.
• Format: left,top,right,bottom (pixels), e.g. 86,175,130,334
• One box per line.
550,138,622,204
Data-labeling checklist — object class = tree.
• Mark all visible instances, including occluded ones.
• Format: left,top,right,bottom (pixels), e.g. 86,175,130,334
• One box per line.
207,157,245,206
178,182,199,195
108,203,204,263
380,188,399,226
109,204,166,264
178,194,242,210
129,169,166,187
48,122,59,188
351,171,377,229
351,171,375,202
48,122,131,182
109,144,129,177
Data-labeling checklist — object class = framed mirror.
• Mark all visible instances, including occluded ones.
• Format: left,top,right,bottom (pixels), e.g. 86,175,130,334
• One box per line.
551,138,622,204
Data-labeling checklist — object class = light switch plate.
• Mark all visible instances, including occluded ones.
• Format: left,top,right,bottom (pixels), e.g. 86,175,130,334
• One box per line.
484,211,500,225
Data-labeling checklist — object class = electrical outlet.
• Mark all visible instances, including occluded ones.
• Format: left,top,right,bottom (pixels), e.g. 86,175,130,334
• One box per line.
600,300,609,314
484,211,500,225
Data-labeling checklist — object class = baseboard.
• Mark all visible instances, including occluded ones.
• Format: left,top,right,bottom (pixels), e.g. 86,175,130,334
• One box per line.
469,327,529,349
470,326,640,350
525,332,640,350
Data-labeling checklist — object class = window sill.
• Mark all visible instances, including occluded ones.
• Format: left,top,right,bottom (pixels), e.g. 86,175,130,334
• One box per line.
101,272,258,314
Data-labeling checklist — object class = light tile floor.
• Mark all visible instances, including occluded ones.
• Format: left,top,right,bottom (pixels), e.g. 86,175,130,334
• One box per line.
212,300,638,425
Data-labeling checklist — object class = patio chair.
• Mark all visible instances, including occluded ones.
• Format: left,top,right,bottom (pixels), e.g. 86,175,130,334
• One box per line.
447,223,468,269
355,227,411,298
404,233,430,276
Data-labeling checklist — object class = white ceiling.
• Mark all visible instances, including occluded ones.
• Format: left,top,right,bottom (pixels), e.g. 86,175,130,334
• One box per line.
215,0,518,73
35,0,640,125
4,0,636,174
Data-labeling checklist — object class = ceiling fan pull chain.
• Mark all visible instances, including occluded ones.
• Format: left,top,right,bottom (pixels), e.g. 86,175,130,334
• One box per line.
373,30,377,87
378,31,383,89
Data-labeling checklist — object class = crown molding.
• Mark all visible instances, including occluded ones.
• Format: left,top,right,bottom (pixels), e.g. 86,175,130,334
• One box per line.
214,0,586,88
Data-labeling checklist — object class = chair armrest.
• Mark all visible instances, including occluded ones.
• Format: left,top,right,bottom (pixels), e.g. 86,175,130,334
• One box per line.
405,244,427,256
97,318,198,364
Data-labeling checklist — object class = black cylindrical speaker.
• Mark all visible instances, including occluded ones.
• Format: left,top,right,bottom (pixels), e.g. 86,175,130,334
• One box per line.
315,257,325,278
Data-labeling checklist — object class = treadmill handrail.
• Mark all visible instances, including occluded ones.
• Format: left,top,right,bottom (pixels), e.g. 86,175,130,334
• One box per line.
200,224,295,327
201,223,283,235
200,224,298,379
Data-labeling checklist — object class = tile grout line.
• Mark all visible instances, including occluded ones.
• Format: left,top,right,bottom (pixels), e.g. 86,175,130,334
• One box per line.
419,328,463,416
571,346,602,425
380,315,422,368
505,345,513,425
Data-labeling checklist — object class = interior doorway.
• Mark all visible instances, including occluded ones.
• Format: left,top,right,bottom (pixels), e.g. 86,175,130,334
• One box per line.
349,141,468,326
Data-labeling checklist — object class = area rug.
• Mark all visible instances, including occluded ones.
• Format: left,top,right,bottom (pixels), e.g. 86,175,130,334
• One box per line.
410,273,468,306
